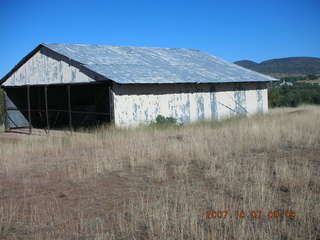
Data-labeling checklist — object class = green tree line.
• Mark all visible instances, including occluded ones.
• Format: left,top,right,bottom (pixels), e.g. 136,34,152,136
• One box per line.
269,83,320,107
281,74,318,82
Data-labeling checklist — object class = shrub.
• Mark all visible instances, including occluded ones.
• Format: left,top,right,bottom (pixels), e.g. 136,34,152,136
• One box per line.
149,115,179,128
307,74,318,80
155,115,177,125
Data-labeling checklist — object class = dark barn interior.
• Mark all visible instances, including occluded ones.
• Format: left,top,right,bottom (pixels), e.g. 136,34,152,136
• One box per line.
3,83,112,131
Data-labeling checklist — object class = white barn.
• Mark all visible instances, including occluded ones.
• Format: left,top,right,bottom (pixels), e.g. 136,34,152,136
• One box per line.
0,43,276,130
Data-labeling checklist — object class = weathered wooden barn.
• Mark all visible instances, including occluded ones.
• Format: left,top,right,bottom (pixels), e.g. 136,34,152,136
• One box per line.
0,43,276,131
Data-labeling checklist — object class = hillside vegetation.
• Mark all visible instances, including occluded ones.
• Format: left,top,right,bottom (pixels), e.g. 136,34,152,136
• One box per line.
269,82,320,107
235,57,320,77
0,106,319,239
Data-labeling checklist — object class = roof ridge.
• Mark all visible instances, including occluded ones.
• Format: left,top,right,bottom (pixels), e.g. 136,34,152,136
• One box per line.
42,43,199,51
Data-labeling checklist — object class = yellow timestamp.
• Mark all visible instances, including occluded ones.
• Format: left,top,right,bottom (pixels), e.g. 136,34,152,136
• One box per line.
204,210,296,220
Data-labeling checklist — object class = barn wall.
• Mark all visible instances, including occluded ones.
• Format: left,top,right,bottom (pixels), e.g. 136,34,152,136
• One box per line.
3,48,97,87
112,82,268,127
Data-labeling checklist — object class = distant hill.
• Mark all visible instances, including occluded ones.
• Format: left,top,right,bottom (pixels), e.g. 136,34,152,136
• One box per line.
234,57,320,77
234,60,258,69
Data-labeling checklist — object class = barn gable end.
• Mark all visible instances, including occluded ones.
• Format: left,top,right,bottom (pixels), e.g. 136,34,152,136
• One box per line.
2,47,108,87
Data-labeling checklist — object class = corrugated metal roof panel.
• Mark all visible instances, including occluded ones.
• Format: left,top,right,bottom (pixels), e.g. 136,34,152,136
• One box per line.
42,43,276,84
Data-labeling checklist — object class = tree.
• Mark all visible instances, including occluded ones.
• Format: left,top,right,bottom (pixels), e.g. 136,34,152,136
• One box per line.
307,74,317,80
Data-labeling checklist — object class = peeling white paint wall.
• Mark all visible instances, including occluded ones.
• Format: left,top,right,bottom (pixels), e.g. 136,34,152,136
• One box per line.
112,83,268,127
3,49,96,86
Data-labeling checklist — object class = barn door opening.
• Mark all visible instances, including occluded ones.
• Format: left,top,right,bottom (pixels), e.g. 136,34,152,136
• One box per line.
3,83,112,132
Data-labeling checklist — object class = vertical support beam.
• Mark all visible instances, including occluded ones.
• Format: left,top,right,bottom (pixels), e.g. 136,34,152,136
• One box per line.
108,85,115,125
3,90,9,132
67,85,72,131
27,85,32,135
44,85,50,134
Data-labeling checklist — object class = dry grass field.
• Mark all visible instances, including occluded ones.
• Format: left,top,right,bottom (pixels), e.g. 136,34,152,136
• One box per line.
0,105,319,240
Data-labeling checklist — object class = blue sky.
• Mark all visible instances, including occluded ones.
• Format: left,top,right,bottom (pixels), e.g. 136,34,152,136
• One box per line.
1,0,319,78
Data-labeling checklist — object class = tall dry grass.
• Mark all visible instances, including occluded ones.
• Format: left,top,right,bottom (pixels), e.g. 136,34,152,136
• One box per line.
0,105,319,239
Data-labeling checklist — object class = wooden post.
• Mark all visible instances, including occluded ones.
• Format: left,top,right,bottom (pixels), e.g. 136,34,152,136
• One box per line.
3,90,9,132
67,85,72,131
44,85,50,134
27,85,32,135
108,85,114,124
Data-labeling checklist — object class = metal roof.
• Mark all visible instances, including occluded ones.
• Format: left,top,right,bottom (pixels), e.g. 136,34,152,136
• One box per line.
1,43,277,85
43,43,276,84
